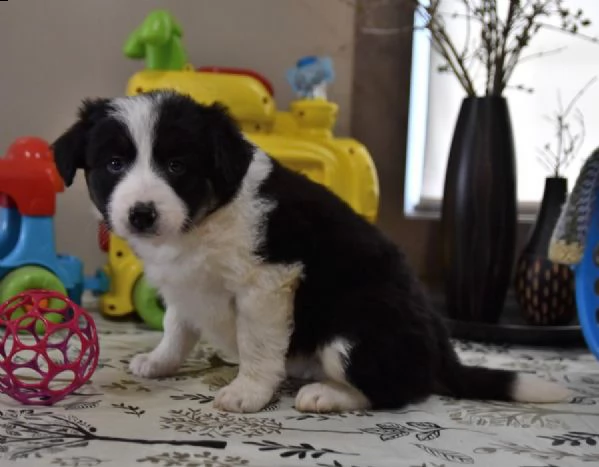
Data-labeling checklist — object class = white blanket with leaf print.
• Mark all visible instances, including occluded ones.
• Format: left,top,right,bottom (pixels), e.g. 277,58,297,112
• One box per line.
0,306,598,467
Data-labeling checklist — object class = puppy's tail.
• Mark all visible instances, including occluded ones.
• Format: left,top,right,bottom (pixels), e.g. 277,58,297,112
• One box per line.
438,357,570,403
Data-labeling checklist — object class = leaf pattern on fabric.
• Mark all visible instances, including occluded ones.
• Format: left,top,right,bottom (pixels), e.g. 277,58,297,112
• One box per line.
200,367,239,391
50,457,106,467
169,394,214,404
441,399,599,429
475,442,599,462
62,401,101,411
359,420,478,442
3,308,598,466
285,410,373,422
137,451,249,467
0,409,226,460
101,379,151,393
361,423,411,441
316,461,376,467
570,396,597,405
244,440,357,459
111,403,145,417
160,409,283,437
413,444,474,464
538,431,599,447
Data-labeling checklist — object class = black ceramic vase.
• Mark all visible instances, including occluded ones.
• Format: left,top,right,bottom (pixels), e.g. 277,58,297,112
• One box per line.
441,96,517,323
514,177,576,325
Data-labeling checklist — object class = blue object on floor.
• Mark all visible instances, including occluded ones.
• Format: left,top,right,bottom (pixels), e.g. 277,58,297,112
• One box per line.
574,194,599,361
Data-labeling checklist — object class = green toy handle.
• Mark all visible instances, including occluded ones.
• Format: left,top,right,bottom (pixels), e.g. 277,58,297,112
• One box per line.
123,9,188,70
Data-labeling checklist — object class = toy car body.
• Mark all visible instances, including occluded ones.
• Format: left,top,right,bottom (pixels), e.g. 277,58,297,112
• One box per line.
0,137,88,321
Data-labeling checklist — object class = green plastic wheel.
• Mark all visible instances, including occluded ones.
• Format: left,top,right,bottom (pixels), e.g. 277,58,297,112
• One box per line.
133,275,165,330
0,266,68,333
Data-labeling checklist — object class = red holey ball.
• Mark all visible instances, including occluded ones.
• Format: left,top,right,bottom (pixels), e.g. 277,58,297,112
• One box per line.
0,290,99,405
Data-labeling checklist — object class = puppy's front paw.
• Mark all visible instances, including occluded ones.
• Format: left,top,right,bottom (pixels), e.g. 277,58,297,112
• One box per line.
214,377,274,413
129,352,177,378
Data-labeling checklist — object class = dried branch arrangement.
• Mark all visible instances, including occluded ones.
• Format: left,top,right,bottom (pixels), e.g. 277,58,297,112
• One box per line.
411,0,597,96
537,76,597,177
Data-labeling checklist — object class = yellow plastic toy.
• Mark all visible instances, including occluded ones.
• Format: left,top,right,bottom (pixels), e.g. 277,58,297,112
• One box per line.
97,10,380,330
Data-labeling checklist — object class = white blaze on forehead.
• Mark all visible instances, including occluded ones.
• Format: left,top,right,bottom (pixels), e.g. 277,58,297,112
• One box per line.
110,94,159,169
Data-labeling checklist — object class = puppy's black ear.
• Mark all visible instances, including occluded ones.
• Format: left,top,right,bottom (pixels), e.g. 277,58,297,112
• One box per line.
52,98,110,186
206,103,254,200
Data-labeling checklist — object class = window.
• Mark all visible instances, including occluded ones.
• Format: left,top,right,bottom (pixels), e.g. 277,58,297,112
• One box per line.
405,0,599,218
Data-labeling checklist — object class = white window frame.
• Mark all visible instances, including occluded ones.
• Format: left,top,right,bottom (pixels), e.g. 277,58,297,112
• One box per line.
404,10,433,219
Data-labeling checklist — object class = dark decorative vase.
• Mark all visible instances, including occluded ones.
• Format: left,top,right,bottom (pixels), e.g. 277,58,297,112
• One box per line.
441,97,517,323
514,177,577,325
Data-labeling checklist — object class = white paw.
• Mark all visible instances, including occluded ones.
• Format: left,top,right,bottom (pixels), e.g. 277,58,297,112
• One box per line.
214,377,274,413
129,352,177,378
295,382,370,413
512,374,572,403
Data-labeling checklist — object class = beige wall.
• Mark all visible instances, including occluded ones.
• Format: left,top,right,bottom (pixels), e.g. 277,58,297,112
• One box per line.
0,0,355,273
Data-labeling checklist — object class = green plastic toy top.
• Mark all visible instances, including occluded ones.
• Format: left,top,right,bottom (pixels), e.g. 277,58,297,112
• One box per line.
123,10,187,70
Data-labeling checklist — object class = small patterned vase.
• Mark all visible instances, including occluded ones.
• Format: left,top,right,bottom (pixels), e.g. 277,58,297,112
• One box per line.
514,177,577,325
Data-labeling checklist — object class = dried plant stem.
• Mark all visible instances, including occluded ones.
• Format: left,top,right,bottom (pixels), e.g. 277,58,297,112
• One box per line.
492,0,516,95
518,47,567,64
415,1,476,95
403,0,597,97
437,24,477,94
564,77,598,116
537,76,597,177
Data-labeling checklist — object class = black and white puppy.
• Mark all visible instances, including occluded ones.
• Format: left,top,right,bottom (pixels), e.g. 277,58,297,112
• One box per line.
52,91,569,413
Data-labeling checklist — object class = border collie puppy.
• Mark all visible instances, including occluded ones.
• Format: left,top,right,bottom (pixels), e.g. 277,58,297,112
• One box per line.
52,91,569,413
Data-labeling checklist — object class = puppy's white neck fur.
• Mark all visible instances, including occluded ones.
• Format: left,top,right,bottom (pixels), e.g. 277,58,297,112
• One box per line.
127,148,275,285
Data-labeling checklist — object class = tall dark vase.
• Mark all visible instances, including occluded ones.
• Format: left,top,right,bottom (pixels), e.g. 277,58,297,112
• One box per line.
441,96,517,323
514,177,576,325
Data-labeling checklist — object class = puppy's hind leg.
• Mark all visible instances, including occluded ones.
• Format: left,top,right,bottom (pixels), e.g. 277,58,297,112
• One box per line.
295,329,437,413
295,338,371,413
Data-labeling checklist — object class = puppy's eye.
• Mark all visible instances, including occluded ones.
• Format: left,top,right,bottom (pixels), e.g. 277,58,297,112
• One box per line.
107,156,126,174
167,159,186,175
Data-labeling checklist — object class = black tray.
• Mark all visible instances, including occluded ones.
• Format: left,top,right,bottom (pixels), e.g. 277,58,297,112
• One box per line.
429,292,586,347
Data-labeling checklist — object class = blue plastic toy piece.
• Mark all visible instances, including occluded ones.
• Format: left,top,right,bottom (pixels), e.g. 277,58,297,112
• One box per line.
0,208,85,305
84,269,110,296
0,206,20,258
286,55,335,99
574,195,599,361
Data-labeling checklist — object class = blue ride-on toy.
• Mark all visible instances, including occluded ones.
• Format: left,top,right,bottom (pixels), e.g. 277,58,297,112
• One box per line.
549,148,599,361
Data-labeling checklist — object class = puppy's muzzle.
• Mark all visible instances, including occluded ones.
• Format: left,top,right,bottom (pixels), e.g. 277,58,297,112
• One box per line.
129,201,158,233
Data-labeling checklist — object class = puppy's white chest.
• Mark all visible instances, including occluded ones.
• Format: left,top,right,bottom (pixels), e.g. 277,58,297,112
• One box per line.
170,273,239,360
142,247,243,358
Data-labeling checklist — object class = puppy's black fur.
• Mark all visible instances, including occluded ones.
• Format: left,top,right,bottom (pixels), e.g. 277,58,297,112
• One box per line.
258,157,515,408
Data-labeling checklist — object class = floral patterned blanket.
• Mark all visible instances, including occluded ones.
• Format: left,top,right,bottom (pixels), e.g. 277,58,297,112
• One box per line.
1,308,599,467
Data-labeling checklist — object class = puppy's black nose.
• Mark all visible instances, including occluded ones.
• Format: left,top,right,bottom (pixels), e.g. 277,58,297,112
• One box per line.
129,202,158,232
